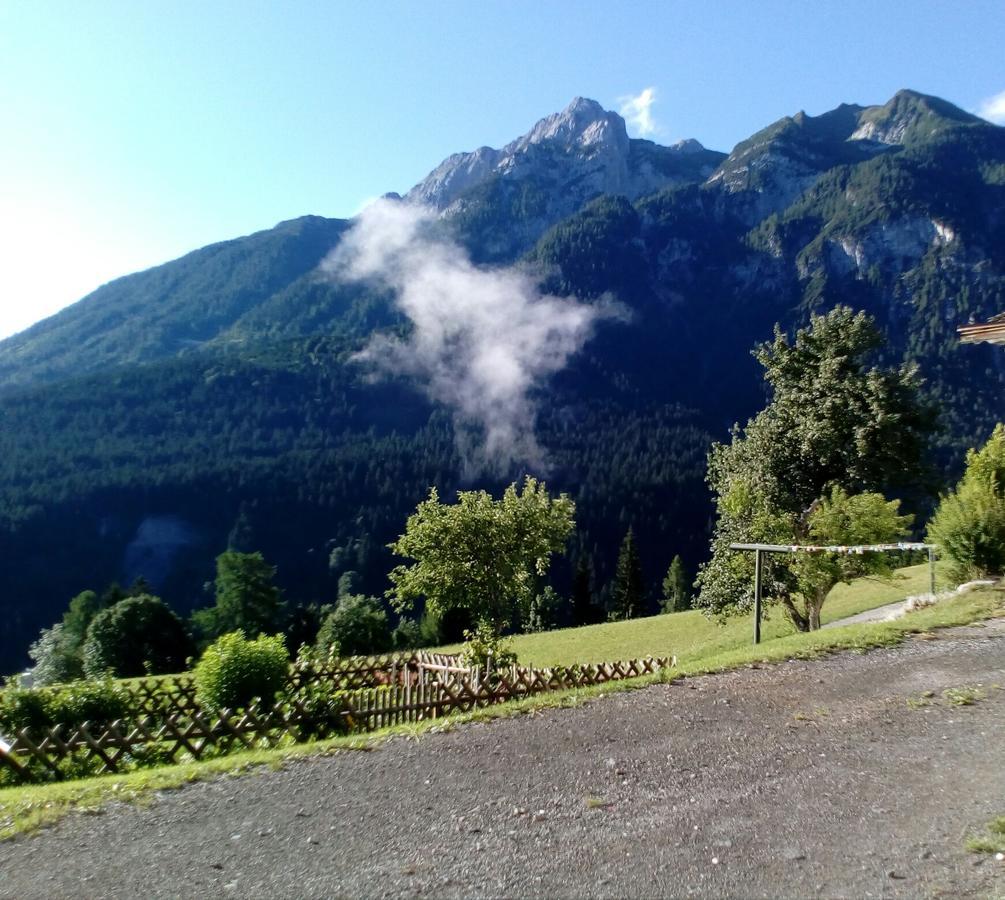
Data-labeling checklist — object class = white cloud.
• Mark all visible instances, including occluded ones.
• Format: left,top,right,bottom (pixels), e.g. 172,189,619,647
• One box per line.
619,87,659,137
325,199,611,476
976,89,1005,125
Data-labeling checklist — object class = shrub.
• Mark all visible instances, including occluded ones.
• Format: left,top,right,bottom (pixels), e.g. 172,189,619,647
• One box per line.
928,478,1005,582
82,595,193,678
0,688,52,732
49,679,131,729
315,595,391,657
0,679,129,733
391,617,423,650
928,425,1005,583
458,622,518,671
194,631,288,712
286,681,350,739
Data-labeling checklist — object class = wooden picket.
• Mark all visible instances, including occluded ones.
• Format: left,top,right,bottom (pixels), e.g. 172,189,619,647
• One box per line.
0,656,672,784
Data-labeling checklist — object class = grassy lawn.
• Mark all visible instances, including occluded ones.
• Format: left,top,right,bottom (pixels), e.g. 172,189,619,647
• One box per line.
441,562,943,668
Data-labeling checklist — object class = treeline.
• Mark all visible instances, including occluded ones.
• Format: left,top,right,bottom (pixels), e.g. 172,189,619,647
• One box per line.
23,532,696,686
0,337,714,675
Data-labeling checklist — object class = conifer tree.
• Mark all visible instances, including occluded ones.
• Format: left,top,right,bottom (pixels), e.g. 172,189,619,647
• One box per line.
610,528,645,620
193,551,285,641
661,555,691,613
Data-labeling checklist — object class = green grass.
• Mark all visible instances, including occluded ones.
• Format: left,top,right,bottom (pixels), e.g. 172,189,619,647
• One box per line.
966,816,1005,854
441,563,943,668
2,581,999,842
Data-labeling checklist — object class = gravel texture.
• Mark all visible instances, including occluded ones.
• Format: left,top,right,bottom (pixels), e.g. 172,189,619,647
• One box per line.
1,620,1003,899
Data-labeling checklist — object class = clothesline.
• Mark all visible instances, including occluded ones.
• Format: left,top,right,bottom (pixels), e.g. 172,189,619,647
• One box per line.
729,542,934,555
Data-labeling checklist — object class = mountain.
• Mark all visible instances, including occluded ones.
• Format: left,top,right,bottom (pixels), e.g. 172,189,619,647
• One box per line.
0,216,353,390
0,89,1003,674
407,96,725,261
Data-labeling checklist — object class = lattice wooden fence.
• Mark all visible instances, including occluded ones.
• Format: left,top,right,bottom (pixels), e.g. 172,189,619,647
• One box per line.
0,656,671,784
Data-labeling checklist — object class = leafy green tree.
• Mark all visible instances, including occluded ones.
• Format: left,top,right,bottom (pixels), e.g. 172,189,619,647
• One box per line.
193,551,285,642
62,590,104,652
696,307,932,630
29,589,107,683
315,595,391,657
387,477,575,635
789,486,912,630
391,617,423,651
928,424,1005,582
660,555,691,613
82,595,193,678
26,624,82,686
610,528,646,621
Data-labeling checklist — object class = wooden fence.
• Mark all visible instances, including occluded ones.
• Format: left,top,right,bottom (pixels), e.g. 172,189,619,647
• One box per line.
0,656,671,785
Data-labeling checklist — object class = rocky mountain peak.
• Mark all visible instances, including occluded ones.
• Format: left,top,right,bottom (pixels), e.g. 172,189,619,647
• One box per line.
512,96,629,153
404,96,719,226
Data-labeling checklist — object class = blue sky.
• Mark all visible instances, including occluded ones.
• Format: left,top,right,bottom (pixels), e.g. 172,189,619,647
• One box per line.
1,0,1003,339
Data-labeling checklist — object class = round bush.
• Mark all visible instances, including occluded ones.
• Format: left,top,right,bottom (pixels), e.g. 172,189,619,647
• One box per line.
194,631,288,711
928,478,1005,582
928,426,1005,583
82,595,193,678
315,595,391,657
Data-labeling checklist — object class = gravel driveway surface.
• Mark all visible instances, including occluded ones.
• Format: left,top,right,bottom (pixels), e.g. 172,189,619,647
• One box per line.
1,620,1003,899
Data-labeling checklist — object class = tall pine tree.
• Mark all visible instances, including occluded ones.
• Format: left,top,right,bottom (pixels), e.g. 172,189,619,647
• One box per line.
610,528,645,621
660,555,691,613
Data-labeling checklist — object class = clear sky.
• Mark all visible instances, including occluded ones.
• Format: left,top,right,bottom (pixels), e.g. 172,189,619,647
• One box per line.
1,0,1003,340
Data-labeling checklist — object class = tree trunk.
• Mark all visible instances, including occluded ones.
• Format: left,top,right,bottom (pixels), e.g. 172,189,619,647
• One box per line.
808,604,822,631
780,595,809,632
807,591,827,631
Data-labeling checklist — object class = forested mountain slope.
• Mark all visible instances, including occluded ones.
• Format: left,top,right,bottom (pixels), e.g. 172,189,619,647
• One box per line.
0,89,1002,673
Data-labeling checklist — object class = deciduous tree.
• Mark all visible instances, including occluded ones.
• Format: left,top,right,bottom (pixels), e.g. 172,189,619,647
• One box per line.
315,595,391,657
696,307,932,630
82,595,193,678
387,477,574,635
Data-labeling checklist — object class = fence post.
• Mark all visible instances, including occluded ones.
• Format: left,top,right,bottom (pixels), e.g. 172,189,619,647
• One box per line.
753,548,763,645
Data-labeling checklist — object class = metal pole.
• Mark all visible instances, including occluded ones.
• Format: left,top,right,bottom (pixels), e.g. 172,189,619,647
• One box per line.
928,546,936,596
753,548,762,645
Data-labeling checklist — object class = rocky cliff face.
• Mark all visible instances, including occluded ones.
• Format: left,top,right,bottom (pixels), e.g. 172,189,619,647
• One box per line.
405,97,724,258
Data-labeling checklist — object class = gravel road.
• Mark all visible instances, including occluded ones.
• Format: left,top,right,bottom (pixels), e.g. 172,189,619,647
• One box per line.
1,620,1003,899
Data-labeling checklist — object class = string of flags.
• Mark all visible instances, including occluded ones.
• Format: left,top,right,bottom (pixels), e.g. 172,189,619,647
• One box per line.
730,542,933,555
786,542,928,554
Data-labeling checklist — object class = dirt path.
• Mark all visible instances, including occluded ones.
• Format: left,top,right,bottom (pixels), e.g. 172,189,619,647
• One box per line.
1,621,1003,899
824,598,910,628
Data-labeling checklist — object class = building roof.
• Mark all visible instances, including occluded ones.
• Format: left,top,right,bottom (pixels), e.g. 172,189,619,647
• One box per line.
958,312,1005,345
